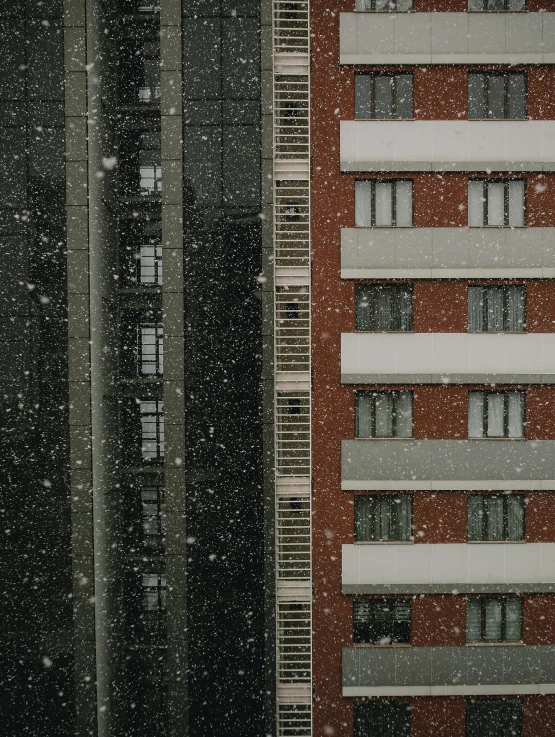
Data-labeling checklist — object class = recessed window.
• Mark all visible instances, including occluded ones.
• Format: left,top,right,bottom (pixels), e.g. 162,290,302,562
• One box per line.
355,74,413,119
353,599,411,644
467,699,522,737
468,180,525,227
356,284,413,332
469,0,525,10
468,391,524,438
466,598,522,643
356,391,413,438
354,701,411,737
468,494,524,541
355,495,412,542
140,399,165,461
139,323,164,375
139,243,163,285
141,487,166,550
355,0,412,9
139,132,162,196
355,180,413,227
468,285,526,332
468,72,526,119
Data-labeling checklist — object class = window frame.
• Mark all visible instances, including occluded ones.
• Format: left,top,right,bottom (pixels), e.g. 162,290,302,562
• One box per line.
140,399,165,462
138,322,164,376
355,494,413,542
353,598,412,645
467,284,526,333
355,179,413,227
468,179,526,228
355,72,414,119
468,390,525,439
355,390,414,438
467,493,525,542
466,597,523,643
468,71,527,120
355,283,414,332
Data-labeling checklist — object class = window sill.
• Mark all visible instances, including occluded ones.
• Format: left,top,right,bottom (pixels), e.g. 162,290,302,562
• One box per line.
467,540,525,544
355,225,413,229
468,331,527,335
467,118,529,122
355,437,414,440
353,9,414,12
466,642,524,647
354,118,414,122
467,437,526,440
355,540,414,545
353,643,412,648
468,226,528,229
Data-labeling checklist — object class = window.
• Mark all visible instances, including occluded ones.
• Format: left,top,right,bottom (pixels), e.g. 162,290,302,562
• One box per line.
354,599,411,644
356,392,413,438
467,598,522,643
141,487,166,550
468,494,524,541
467,699,522,737
140,400,164,461
143,573,166,613
139,244,163,285
468,286,526,332
355,74,413,119
354,701,411,737
355,180,413,227
469,0,525,10
468,391,524,438
355,0,412,10
138,41,161,103
356,284,413,332
355,495,412,542
468,180,525,227
139,132,162,195
139,323,163,375
468,72,526,119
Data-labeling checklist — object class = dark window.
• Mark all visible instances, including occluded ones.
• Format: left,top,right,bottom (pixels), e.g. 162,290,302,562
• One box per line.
356,284,413,332
468,72,526,119
356,391,413,438
355,74,413,119
354,701,411,737
355,0,413,10
354,599,411,644
355,495,412,542
468,285,526,332
466,699,522,737
139,243,163,285
468,494,524,541
468,391,524,438
139,132,162,196
355,180,413,227
141,487,166,550
140,400,165,461
468,0,525,10
138,323,164,375
468,180,525,227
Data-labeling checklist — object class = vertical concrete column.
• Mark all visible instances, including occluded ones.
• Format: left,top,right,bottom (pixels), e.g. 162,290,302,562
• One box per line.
63,0,97,735
161,1,187,734
260,0,277,734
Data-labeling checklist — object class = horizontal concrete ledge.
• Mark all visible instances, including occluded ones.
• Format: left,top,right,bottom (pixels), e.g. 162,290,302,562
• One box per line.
342,480,555,491
342,269,555,279
343,685,555,698
343,583,555,595
341,54,555,65
342,374,555,385
340,161,554,173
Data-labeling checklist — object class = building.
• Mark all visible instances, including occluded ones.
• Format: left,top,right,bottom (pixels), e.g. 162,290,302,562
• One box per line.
310,0,555,736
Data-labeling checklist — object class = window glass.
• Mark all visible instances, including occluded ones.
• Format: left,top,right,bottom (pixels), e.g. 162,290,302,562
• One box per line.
509,74,526,119
466,598,522,644
487,182,505,226
468,180,525,227
354,74,413,119
354,701,411,737
353,599,411,644
140,399,165,461
395,181,413,226
140,323,163,375
375,181,393,226
354,75,372,119
468,73,484,119
467,494,525,541
488,75,505,119
356,391,413,438
375,393,393,437
355,496,412,542
396,74,413,119
354,180,412,227
468,180,484,227
468,391,524,438
355,180,372,227
356,284,413,332
139,244,163,285
466,699,522,737
374,76,393,119
468,285,526,332
508,180,525,226
468,72,526,119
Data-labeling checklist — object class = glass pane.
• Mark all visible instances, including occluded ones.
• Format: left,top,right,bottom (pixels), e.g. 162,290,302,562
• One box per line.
468,181,484,226
468,74,484,119
508,74,526,119
375,182,393,226
376,497,391,540
353,600,370,643
140,325,157,374
395,392,413,437
488,0,505,8
396,285,413,332
355,75,372,119
395,496,412,541
375,0,391,9
484,599,503,641
395,181,412,227
466,599,482,643
487,393,505,437
356,393,372,437
395,75,413,119
374,76,393,119
485,495,504,541
508,0,525,8
508,392,524,438
392,600,411,643
506,286,526,332
487,75,506,119
508,180,525,227
468,287,484,332
396,0,413,9
356,286,372,331
507,496,524,541
486,286,504,331
355,181,372,227
487,182,505,226
468,392,485,438
355,0,373,8
505,599,522,642
468,0,484,8
468,495,484,541
375,286,393,331
355,497,374,541
375,393,394,437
